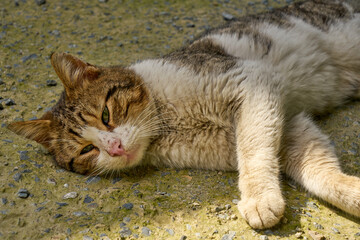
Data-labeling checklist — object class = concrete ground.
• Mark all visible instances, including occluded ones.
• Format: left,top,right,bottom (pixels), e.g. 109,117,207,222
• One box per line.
0,0,360,239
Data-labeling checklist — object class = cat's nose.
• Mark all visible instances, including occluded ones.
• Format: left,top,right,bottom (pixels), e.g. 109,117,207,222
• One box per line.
107,138,125,157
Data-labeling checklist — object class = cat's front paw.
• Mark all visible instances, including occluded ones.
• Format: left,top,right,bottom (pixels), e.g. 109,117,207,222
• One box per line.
238,194,285,229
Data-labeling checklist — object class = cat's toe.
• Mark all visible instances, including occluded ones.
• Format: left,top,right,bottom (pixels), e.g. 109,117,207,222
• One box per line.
238,194,285,229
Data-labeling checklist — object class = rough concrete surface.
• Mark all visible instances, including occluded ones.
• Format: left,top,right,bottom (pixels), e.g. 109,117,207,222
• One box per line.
1,0,360,239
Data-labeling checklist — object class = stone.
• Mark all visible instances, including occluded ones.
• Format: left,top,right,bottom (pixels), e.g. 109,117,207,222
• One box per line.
119,227,132,237
83,195,94,203
141,227,151,236
35,0,46,6
13,173,22,182
63,192,78,199
308,231,326,240
46,80,57,86
222,12,234,21
21,54,38,63
86,176,101,184
73,211,87,217
17,189,30,198
166,229,174,236
122,203,133,210
4,99,16,106
222,231,236,240
313,222,324,230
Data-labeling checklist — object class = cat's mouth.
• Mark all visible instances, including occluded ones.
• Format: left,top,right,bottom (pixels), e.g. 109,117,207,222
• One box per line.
113,145,140,166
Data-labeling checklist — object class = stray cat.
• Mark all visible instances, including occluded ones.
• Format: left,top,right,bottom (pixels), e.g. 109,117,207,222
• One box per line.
9,0,360,229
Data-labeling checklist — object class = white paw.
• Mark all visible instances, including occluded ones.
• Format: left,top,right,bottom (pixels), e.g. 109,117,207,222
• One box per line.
238,193,285,229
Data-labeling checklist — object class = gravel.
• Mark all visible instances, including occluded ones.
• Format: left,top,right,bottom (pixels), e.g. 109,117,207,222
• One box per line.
46,80,57,86
17,188,30,198
141,227,151,236
122,203,134,210
63,192,78,199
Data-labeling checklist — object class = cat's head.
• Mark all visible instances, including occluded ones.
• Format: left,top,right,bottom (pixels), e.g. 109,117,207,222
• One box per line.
8,53,157,175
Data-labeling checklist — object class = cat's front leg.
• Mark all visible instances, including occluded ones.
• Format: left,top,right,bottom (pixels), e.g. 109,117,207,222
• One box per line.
235,83,285,229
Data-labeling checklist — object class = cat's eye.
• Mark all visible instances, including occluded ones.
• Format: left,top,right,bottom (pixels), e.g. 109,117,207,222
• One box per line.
80,144,94,155
102,106,110,126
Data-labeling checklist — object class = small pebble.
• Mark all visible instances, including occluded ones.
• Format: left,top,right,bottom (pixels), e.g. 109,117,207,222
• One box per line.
122,203,134,210
166,229,175,236
35,207,44,212
295,232,302,238
21,54,38,63
123,217,131,223
54,214,63,218
46,80,57,86
119,227,132,237
83,236,93,240
56,202,68,207
222,231,236,240
222,12,234,21
73,211,87,217
17,189,30,198
259,235,268,240
331,227,340,234
63,192,78,199
1,198,8,205
83,195,94,203
19,151,29,161
46,178,56,185
86,176,101,184
141,227,151,236
313,222,324,230
214,206,225,212
13,173,22,182
306,201,319,210
5,99,16,106
35,0,46,6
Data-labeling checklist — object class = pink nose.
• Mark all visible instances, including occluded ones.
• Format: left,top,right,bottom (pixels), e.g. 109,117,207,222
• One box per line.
107,138,125,157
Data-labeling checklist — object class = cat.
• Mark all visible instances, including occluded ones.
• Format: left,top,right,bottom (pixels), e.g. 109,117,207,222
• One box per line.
8,0,360,229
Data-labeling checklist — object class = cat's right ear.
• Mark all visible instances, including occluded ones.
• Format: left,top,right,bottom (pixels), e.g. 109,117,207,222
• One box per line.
50,52,101,99
8,112,54,148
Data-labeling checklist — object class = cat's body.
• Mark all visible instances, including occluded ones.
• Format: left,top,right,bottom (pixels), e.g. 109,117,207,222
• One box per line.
9,0,360,229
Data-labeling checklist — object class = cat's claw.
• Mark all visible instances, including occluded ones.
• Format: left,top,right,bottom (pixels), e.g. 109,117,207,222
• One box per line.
238,194,285,229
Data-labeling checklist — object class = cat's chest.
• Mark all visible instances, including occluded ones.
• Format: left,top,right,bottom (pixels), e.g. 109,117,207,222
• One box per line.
145,101,238,171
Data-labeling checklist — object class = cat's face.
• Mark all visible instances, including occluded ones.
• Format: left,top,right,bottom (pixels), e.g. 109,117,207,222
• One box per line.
8,53,157,175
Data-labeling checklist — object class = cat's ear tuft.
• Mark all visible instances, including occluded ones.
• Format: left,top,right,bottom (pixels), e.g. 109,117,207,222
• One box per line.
50,52,101,97
8,119,53,148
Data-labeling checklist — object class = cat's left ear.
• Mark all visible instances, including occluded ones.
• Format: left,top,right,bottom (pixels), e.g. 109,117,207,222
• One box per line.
50,52,101,99
8,112,54,148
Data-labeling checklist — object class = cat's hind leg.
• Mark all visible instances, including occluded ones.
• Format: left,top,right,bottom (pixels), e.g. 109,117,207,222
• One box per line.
281,112,360,217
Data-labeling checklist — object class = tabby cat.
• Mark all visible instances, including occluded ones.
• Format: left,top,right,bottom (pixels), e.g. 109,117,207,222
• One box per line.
9,0,360,229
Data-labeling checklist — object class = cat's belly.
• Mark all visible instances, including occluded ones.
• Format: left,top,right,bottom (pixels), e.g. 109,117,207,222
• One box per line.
146,126,238,171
